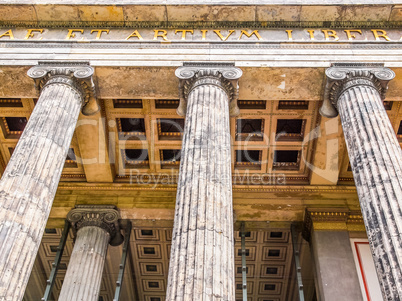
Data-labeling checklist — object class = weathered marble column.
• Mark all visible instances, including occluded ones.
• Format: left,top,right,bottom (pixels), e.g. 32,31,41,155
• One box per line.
0,62,98,301
166,63,242,300
320,63,402,300
59,205,123,301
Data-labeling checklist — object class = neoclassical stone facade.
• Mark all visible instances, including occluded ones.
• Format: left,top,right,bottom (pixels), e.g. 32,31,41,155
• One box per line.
0,60,399,301
0,1,402,301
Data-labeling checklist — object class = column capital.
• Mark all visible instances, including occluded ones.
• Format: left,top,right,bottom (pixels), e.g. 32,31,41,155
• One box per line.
320,63,395,118
67,205,124,246
27,61,99,116
175,62,242,116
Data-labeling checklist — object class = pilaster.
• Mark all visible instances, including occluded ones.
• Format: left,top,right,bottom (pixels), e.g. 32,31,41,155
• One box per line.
303,208,364,301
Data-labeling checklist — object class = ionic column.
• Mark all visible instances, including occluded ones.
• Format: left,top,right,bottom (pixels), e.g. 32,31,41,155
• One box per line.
59,205,123,301
0,62,98,301
166,63,242,300
321,63,402,300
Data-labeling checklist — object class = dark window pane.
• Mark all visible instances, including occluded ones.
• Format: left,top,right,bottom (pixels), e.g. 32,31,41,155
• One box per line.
266,267,278,274
148,282,159,288
141,230,153,236
274,150,299,163
268,249,280,257
5,117,27,132
146,265,157,272
144,247,155,254
270,232,283,238
125,149,149,161
264,284,276,290
119,118,145,133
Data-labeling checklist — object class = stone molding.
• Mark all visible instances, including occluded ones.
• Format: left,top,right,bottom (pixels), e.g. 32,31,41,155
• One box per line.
7,42,402,50
302,208,365,242
3,21,402,29
175,62,242,116
320,63,395,118
67,205,124,246
27,61,99,115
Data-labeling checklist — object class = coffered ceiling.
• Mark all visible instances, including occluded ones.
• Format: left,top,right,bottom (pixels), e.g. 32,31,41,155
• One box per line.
24,225,314,301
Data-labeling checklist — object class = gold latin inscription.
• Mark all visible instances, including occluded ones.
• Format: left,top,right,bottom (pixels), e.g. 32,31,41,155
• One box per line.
322,29,339,41
65,29,84,40
0,28,399,42
286,30,293,41
307,30,315,40
24,29,44,40
344,29,362,40
125,30,143,40
90,29,109,40
201,30,208,41
175,29,194,40
0,30,14,39
238,30,263,40
371,29,391,41
153,30,169,41
213,30,235,41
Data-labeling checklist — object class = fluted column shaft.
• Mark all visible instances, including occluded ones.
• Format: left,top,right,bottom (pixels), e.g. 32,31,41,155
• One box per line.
323,65,402,300
166,64,242,301
0,65,93,300
58,205,123,301
59,226,109,301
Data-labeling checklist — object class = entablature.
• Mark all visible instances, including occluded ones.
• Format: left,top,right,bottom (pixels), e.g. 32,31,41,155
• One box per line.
1,1,402,28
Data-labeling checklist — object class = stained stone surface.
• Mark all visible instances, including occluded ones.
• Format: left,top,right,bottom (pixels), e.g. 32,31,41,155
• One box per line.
0,2,399,24
324,65,402,300
166,64,241,300
0,64,91,301
312,231,363,301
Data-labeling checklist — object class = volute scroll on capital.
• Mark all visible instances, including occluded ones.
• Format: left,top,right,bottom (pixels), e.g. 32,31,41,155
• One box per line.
175,62,243,117
320,63,395,118
67,205,124,246
27,61,99,115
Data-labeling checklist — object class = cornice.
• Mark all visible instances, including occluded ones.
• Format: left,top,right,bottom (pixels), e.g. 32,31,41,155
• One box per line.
56,182,358,193
4,41,402,50
27,62,99,116
3,21,402,30
67,205,124,246
3,0,401,4
302,208,365,242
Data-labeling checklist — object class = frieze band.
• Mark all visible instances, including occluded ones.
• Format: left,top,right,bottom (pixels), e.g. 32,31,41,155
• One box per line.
1,28,401,42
